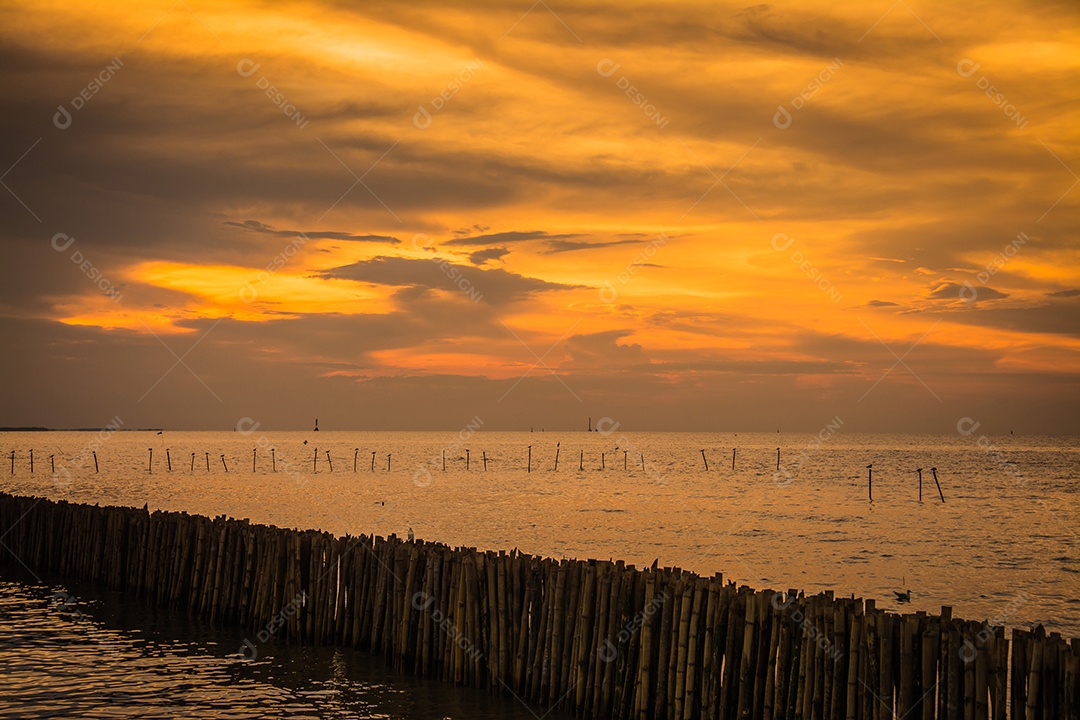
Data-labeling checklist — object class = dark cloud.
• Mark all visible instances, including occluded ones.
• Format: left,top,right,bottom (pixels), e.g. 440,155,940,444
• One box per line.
542,238,643,254
225,220,399,244
468,247,510,265
1048,289,1079,298
443,230,580,247
866,300,899,307
319,256,582,305
927,282,1008,302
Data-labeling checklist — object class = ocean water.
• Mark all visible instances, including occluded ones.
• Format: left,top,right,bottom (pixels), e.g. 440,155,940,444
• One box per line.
1,430,1078,715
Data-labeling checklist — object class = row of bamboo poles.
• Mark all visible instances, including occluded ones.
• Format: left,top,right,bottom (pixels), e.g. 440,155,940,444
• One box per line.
0,491,1075,719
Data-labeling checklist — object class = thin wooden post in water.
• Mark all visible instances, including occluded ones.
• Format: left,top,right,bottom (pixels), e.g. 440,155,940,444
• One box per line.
931,467,945,503
147,448,152,472
701,450,709,471
49,454,55,473
482,451,487,471
29,449,33,474
442,449,446,471
205,452,209,471
271,448,276,471
190,453,195,471
579,450,583,471
776,447,780,470
640,453,645,470
867,464,873,502
353,448,358,473
166,449,171,472
313,449,318,472
252,448,256,472
624,450,628,470
554,443,560,471
917,468,923,502
731,447,736,470
466,450,470,470
386,453,390,471
371,451,376,471
9,450,13,474
220,454,228,472
93,451,98,472
601,452,605,470
527,445,532,473
325,450,333,472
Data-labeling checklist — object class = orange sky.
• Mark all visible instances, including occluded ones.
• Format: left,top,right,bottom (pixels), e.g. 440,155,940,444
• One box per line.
0,0,1077,431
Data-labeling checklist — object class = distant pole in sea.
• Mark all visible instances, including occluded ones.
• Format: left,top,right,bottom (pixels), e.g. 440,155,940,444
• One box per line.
640,453,645,470
313,449,318,472
466,449,470,470
386,453,391,472
579,450,583,471
271,448,276,472
166,449,171,472
482,451,487,471
10,450,14,474
867,463,873,502
731,448,736,471
371,451,376,471
147,448,152,473
527,445,532,473
623,450,628,470
49,454,55,473
701,450,709,471
553,442,560,471
325,450,333,472
205,452,209,471
252,448,257,472
190,453,195,472
777,447,781,470
353,448,358,473
29,449,33,474
442,450,446,472
916,468,923,502
601,452,605,470
931,467,945,503
93,451,98,473
220,454,228,472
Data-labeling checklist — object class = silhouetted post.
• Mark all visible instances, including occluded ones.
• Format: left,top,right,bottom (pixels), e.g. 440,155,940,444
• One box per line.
867,464,873,502
205,452,209,471
554,442,560,471
386,453,391,471
166,449,172,472
271,448,276,471
527,445,532,473
442,450,446,472
482,451,487,471
29,449,33,473
49,454,55,473
579,450,583,471
466,450,470,470
917,468,923,502
353,448,358,473
371,451,376,471
313,449,318,472
221,454,228,472
701,450,709,471
9,450,13,474
932,467,945,503
325,450,333,472
623,450,628,470
601,452,605,470
93,451,98,473
253,448,257,472
731,448,736,470
147,448,152,472
777,447,781,470
640,453,645,470
190,453,195,472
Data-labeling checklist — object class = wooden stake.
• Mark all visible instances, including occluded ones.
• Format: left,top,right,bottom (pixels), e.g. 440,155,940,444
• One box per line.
776,447,780,470
867,463,873,502
271,448,276,471
917,468,923,502
731,448,736,470
325,450,333,472
601,452,605,470
29,449,33,473
147,448,153,472
527,445,532,473
640,453,645,470
624,450,628,470
579,450,583,471
554,442,560,471
313,448,318,472
205,452,209,471
220,454,228,472
931,467,945,503
49,454,55,473
93,451,98,472
252,448,256,472
353,448,358,473
166,449,171,472
9,450,13,474
466,450,470,470
482,451,487,471
386,453,391,471
701,450,709,471
190,453,195,472
371,451,376,471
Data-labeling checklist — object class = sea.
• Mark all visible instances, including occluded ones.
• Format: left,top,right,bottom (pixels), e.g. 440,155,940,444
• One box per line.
1,430,1077,718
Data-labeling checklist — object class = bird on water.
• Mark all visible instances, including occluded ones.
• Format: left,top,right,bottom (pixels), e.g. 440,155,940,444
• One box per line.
894,577,911,602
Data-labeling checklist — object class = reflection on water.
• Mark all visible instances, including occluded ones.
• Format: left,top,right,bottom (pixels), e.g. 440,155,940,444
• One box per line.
0,575,574,719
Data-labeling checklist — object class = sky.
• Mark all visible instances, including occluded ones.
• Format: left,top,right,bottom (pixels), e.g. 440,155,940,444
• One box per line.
0,0,1077,433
